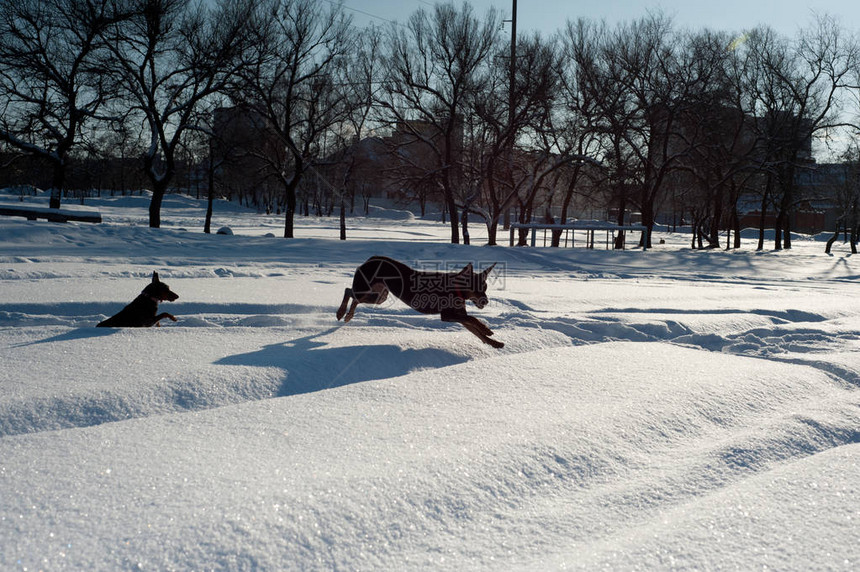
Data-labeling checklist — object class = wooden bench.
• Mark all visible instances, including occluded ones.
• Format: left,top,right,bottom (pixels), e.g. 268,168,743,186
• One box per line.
0,204,102,224
509,222,648,250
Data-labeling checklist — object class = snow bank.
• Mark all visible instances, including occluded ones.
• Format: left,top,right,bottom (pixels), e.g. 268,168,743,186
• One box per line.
2,194,860,570
3,343,857,570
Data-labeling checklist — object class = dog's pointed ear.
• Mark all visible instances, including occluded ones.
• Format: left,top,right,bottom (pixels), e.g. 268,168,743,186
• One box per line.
481,263,497,279
459,263,474,276
152,271,160,283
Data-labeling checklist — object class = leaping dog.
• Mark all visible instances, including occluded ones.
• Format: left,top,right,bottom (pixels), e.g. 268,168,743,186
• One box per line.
336,256,503,348
97,272,179,327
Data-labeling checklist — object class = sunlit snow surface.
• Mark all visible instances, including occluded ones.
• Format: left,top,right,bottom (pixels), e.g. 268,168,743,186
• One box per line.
1,191,859,570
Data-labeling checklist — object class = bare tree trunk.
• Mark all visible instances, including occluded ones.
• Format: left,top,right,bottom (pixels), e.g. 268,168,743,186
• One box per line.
204,154,214,234
732,203,741,249
614,193,627,250
639,202,654,249
284,182,297,238
756,177,772,251
708,193,723,249
339,197,346,241
825,221,842,254
446,194,460,244
552,172,577,247
149,182,167,229
49,162,65,210
773,209,783,251
487,222,498,246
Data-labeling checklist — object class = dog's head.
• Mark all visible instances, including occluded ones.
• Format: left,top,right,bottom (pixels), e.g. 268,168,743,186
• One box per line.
142,272,179,302
454,262,497,309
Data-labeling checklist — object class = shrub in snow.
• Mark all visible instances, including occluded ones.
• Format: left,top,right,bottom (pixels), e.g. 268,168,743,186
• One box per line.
216,226,233,235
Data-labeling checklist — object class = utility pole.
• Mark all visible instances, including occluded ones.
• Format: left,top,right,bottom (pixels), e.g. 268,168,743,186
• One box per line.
507,0,517,132
504,0,517,230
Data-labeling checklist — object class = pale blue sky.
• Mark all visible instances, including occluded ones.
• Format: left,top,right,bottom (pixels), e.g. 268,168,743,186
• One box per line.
343,0,859,37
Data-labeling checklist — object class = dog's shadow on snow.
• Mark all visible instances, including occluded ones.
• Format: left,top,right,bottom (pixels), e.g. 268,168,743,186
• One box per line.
12,327,117,347
215,326,469,397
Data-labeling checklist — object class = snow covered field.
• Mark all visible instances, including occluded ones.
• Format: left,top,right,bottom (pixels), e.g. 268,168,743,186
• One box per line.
1,192,859,570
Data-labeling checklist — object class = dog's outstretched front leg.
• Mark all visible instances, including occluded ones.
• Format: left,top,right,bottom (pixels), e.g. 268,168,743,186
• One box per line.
463,319,504,348
442,310,504,349
152,312,177,327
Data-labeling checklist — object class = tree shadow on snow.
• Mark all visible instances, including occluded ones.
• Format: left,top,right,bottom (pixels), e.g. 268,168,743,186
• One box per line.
215,327,469,396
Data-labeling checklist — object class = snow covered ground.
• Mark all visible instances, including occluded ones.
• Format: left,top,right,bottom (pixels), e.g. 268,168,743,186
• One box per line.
1,191,859,570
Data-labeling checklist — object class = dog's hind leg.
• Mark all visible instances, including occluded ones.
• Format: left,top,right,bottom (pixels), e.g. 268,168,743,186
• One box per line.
367,282,389,305
343,298,360,323
336,288,354,321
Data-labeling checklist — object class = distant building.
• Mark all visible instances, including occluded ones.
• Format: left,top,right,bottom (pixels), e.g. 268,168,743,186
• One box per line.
317,116,465,208
737,163,851,234
650,101,823,233
211,106,281,210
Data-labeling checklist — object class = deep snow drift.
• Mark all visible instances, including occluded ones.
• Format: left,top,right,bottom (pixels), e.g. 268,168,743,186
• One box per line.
1,191,859,570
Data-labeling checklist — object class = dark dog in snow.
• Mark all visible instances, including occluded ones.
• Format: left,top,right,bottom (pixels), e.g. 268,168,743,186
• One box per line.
97,272,179,327
336,256,503,348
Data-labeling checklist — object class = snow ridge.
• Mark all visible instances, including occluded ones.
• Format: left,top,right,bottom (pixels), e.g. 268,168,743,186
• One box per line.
2,194,860,570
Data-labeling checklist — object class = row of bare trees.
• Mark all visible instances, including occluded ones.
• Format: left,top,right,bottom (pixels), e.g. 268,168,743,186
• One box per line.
2,0,860,248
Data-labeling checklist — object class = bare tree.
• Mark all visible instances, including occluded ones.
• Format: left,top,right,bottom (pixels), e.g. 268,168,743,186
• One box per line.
573,19,650,249
546,19,606,246
0,0,127,209
331,24,384,239
461,72,507,244
668,29,761,250
103,0,251,228
467,31,579,246
506,34,591,245
825,146,860,254
233,0,354,239
744,18,858,250
378,2,499,244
